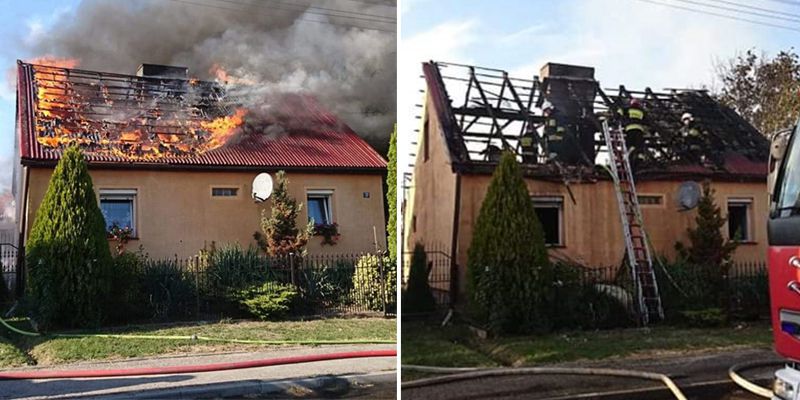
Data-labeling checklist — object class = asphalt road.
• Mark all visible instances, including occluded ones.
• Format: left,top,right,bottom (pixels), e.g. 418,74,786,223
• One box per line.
1,344,396,399
402,348,779,400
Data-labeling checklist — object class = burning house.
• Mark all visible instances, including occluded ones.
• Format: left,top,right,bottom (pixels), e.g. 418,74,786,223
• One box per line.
13,60,388,259
404,61,769,298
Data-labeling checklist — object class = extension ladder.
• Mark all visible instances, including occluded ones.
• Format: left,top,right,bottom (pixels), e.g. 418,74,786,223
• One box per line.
601,119,664,325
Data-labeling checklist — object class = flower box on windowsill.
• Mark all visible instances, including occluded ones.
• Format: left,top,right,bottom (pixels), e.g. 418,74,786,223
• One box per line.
314,223,340,246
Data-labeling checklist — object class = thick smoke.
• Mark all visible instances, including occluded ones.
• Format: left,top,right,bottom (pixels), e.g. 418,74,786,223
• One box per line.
29,0,396,153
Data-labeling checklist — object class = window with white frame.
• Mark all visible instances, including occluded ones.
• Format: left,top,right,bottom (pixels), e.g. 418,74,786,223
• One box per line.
532,196,563,246
99,189,137,235
307,190,333,225
728,198,753,242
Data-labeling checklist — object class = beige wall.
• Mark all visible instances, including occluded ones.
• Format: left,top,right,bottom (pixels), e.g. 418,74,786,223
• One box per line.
25,168,386,259
404,91,458,265
448,176,768,294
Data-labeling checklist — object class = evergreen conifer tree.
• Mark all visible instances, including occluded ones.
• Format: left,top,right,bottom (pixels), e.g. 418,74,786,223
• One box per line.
402,243,435,313
26,146,112,329
467,152,552,334
254,171,313,256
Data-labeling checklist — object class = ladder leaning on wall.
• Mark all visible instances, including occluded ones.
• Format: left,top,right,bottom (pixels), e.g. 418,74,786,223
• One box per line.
601,119,664,325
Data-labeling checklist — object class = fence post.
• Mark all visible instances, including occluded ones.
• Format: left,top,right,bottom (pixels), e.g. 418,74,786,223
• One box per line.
289,253,297,286
194,256,200,317
377,251,387,316
15,243,24,299
449,260,458,307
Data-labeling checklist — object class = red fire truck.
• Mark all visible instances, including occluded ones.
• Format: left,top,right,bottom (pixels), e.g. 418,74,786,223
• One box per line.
768,121,800,400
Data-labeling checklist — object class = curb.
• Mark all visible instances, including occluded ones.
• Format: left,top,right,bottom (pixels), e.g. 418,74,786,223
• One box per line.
77,371,396,399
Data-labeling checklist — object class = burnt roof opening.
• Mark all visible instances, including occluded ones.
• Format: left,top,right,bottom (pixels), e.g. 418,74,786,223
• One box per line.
422,60,769,180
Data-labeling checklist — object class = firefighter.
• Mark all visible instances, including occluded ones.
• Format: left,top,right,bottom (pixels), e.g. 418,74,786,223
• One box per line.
619,99,648,167
519,118,538,164
543,101,566,161
680,112,705,163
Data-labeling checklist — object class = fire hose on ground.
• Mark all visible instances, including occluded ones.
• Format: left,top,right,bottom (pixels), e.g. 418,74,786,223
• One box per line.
728,360,783,399
0,315,396,380
401,364,688,400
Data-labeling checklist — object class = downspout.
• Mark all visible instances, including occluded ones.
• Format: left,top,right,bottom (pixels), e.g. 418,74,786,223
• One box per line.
449,170,462,307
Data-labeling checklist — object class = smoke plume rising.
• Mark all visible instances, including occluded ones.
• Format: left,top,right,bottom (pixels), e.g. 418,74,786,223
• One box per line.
28,0,397,153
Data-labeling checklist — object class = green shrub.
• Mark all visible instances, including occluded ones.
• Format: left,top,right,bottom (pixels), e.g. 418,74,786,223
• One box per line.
205,244,267,295
230,282,298,320
549,263,633,330
467,152,553,334
26,146,113,329
107,252,148,321
402,243,436,313
297,261,354,310
352,254,395,312
728,269,769,320
679,307,727,327
139,259,198,320
0,275,10,306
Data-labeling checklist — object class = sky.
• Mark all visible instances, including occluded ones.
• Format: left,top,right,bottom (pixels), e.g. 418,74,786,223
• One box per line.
397,0,800,182
0,0,80,191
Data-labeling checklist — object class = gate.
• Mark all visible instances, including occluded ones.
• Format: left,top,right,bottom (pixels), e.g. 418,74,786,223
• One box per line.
0,240,19,307
403,245,456,308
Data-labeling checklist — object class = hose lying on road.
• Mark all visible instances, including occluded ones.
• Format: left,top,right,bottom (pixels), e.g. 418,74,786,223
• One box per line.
401,365,688,400
728,360,782,399
0,349,397,380
0,316,396,345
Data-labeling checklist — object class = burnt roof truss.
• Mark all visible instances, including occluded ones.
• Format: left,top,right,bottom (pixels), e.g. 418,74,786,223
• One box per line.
435,62,544,163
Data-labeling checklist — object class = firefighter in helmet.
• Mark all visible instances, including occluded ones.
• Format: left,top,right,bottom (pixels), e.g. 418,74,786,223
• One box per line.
543,101,566,161
519,116,539,164
680,112,705,164
618,98,648,167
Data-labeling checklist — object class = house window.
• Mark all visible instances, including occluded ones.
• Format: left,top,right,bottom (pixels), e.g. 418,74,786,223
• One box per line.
99,189,136,236
728,198,753,242
637,195,663,205
307,190,333,225
532,196,563,246
212,187,238,197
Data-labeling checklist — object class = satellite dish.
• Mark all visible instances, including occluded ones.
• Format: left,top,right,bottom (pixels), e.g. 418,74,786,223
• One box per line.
252,173,273,203
677,181,701,211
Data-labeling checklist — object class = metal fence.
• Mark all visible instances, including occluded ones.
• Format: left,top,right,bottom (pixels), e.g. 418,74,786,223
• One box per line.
113,251,396,322
402,244,455,308
405,254,770,324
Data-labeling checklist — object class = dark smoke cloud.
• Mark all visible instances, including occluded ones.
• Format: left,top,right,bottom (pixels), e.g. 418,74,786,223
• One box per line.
29,0,396,153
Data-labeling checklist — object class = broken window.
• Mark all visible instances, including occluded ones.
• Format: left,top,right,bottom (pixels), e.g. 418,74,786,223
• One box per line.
532,196,563,246
211,187,238,197
99,189,137,236
307,190,333,225
727,198,752,242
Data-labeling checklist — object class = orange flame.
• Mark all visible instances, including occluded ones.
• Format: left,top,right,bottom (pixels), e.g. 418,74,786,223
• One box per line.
201,108,247,148
31,57,79,118
30,59,249,160
209,63,254,85
28,56,79,69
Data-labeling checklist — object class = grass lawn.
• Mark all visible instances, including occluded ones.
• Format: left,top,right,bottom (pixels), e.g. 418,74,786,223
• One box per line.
401,320,772,373
2,317,396,366
0,336,30,367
